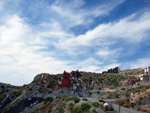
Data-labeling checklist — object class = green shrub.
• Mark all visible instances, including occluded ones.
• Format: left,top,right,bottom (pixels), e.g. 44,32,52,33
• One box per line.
0,85,5,88
125,91,130,98
106,111,116,113
10,90,22,99
0,92,3,96
58,107,64,113
115,99,124,106
92,102,100,107
99,104,104,109
44,97,53,104
92,109,97,112
139,97,144,101
82,77,91,83
70,103,91,113
70,106,74,112
115,98,131,107
121,88,126,90
80,103,91,111
137,85,145,89
69,96,80,103
72,106,81,113
135,89,141,93
82,98,88,101
97,91,100,93
136,100,141,105
56,95,68,100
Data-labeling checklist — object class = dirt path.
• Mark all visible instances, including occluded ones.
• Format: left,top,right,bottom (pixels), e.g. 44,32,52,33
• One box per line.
113,104,142,113
103,99,142,113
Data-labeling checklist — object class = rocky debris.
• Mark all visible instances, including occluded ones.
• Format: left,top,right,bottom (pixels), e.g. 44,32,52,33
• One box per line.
130,88,150,103
138,105,150,112
122,79,137,86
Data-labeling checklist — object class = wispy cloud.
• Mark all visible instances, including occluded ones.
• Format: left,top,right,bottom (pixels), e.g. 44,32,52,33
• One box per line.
56,11,150,58
123,58,150,69
51,0,125,27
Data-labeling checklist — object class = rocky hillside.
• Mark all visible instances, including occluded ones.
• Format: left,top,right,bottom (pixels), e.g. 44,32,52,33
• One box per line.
0,68,149,113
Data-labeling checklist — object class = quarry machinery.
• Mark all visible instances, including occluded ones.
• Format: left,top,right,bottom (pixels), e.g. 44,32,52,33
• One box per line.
61,71,71,87
34,70,83,97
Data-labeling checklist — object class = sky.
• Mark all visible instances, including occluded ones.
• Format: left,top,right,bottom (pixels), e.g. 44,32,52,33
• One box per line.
0,0,150,85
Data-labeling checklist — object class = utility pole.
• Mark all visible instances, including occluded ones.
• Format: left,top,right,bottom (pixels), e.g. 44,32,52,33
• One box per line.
119,105,121,113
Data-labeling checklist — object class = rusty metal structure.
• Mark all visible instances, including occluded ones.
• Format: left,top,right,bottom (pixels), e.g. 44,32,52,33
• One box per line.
61,71,71,87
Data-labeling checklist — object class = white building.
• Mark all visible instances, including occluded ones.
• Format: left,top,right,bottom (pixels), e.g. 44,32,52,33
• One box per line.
139,67,150,83
144,67,150,75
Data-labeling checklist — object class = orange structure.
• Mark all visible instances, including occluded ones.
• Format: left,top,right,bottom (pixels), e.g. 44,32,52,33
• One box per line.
61,71,71,87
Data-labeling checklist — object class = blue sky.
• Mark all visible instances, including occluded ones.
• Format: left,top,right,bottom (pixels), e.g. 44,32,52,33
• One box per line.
0,0,150,85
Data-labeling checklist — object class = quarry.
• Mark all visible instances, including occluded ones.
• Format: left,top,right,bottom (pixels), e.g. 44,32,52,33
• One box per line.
0,67,150,113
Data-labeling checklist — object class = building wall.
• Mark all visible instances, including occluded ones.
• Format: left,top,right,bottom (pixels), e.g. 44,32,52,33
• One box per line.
139,67,150,83
142,75,149,83
148,67,150,74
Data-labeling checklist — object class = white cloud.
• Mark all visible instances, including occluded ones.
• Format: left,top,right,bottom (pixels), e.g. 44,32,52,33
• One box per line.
68,57,103,72
97,51,110,57
127,58,150,69
0,15,74,85
57,11,150,54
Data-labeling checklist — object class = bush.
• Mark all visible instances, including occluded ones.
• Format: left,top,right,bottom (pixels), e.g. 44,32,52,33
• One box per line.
10,90,22,99
56,95,68,100
99,104,104,109
72,106,81,113
92,109,97,112
70,103,91,113
125,91,130,98
82,98,88,101
105,111,116,113
97,91,100,93
0,85,5,88
115,99,124,106
92,102,100,107
137,85,145,89
139,97,144,101
69,96,80,103
44,97,53,104
80,103,91,111
58,107,64,113
115,98,131,108
121,88,126,90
